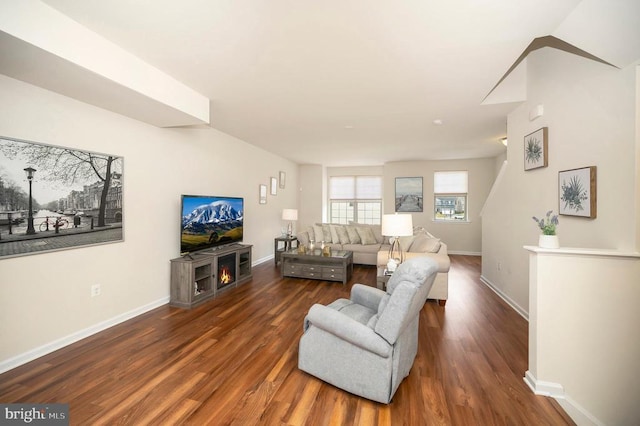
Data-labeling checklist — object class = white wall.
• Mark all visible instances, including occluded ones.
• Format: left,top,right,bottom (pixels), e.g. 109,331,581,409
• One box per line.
636,65,640,249
297,160,497,254
482,48,638,314
298,164,385,230
384,159,496,254
298,164,324,231
0,75,297,369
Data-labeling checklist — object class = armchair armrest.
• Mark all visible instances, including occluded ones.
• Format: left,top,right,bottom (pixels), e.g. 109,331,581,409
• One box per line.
350,284,385,311
304,304,391,358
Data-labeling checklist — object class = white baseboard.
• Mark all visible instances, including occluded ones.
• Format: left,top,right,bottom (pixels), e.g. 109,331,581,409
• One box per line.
524,371,604,426
524,370,565,397
479,275,529,320
555,394,605,426
448,250,481,256
0,296,169,374
253,255,273,266
3,256,274,374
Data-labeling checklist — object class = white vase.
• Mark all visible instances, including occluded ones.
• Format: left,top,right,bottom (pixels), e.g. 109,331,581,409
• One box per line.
539,235,559,249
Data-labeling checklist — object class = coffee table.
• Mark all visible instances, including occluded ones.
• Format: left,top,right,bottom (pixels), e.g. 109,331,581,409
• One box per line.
281,248,353,285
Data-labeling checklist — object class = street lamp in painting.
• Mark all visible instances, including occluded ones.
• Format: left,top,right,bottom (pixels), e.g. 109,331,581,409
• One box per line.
24,167,36,235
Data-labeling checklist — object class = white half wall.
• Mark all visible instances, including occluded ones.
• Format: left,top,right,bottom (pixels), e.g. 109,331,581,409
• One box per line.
525,248,640,426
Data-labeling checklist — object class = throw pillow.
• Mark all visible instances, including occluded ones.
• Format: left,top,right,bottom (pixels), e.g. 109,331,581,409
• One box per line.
320,224,332,242
336,225,350,245
356,226,377,245
397,235,415,251
329,225,341,244
345,225,361,244
349,222,383,243
410,234,441,253
312,225,324,242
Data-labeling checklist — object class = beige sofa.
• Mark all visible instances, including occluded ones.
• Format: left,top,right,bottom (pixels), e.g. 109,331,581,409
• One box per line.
296,223,389,265
296,223,450,305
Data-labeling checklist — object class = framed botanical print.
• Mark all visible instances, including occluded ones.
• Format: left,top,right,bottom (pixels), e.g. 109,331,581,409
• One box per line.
524,127,548,171
558,166,597,218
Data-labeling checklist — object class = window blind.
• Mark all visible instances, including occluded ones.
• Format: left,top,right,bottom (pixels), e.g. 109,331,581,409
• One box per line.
434,171,468,193
330,176,382,199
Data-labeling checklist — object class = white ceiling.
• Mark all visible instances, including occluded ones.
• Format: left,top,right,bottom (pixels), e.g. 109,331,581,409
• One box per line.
11,1,638,165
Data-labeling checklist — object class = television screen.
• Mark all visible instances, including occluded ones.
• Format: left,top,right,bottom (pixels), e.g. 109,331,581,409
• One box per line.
180,195,244,255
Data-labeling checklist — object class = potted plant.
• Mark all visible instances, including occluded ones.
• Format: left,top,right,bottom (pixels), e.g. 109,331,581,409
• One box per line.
532,210,559,248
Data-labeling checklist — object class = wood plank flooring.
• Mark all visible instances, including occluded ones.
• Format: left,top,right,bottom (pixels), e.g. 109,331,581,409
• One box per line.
0,256,575,425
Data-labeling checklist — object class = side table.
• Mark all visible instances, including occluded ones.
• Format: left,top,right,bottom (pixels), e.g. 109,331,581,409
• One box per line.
376,266,393,290
274,235,298,265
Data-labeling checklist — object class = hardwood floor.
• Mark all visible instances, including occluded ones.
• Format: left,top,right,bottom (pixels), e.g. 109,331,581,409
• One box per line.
0,256,575,425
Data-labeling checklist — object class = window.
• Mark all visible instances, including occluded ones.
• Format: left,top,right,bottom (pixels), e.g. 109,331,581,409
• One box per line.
329,176,382,224
434,171,468,221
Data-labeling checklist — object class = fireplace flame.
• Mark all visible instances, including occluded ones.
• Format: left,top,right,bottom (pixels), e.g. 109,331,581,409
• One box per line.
220,266,233,284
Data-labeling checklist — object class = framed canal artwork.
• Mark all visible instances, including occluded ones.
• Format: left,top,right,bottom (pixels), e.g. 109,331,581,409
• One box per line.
0,136,123,259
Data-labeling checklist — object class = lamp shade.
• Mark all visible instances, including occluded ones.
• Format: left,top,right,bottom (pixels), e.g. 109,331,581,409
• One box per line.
282,209,298,221
381,214,413,237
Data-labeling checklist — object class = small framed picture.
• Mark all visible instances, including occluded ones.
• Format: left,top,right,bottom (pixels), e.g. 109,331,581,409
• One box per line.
524,127,548,171
270,177,278,195
558,166,597,218
279,171,286,189
259,184,267,204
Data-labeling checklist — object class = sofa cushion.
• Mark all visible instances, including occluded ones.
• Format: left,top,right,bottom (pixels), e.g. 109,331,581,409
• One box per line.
350,222,384,243
311,225,324,242
397,235,415,251
366,314,379,329
345,226,361,244
335,226,350,245
356,226,377,245
327,298,376,325
343,243,380,254
410,234,441,253
321,224,333,242
329,225,341,244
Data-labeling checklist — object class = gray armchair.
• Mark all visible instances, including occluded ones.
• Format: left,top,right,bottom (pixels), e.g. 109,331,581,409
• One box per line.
298,257,438,403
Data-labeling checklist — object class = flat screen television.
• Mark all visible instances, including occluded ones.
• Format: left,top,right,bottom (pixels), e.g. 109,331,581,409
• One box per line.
180,195,244,255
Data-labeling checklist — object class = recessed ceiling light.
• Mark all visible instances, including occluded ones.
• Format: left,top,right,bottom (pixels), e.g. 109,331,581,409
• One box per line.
432,119,443,125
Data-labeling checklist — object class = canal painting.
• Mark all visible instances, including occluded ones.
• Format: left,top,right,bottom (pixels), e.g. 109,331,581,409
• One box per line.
0,136,123,259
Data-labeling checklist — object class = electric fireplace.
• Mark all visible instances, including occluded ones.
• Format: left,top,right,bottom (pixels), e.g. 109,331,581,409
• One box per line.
217,253,236,290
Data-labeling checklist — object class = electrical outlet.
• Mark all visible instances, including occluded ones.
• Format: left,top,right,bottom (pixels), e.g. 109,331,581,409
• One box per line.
91,284,101,297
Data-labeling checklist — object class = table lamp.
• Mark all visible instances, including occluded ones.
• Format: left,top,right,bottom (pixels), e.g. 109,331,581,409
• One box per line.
282,209,298,237
381,213,413,271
